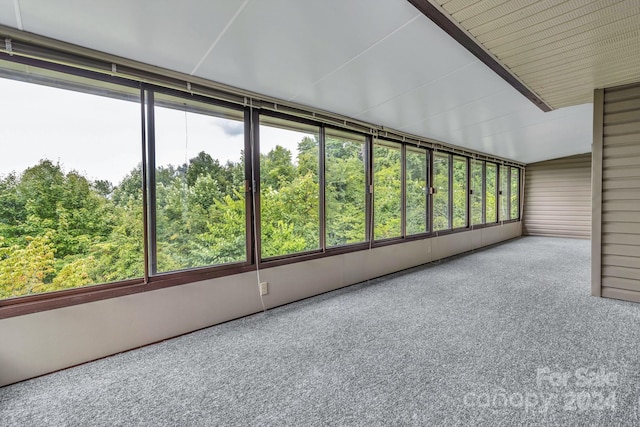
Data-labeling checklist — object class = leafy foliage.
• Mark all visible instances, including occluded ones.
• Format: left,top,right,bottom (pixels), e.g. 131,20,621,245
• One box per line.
0,133,512,299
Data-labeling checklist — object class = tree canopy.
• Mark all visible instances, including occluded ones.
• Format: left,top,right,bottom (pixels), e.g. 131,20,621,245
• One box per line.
0,133,509,300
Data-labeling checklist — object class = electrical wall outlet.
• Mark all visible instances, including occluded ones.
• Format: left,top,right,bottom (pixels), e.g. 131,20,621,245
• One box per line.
260,282,268,296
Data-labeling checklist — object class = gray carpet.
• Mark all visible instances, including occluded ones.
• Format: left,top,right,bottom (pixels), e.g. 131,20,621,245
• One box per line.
2,236,640,426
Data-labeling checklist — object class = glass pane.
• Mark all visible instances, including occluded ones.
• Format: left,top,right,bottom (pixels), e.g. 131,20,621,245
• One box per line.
259,116,320,258
433,153,450,231
374,141,402,239
499,165,509,221
510,167,519,220
452,156,467,228
471,160,483,225
0,67,143,300
325,130,367,247
486,163,497,223
405,147,428,235
154,94,246,272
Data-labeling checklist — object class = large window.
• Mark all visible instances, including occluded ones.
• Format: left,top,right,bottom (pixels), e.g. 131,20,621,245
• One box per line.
0,54,525,312
499,165,509,221
510,167,519,220
325,130,368,247
452,156,468,229
433,153,450,231
405,147,428,235
259,116,320,258
153,94,246,272
470,160,483,225
486,163,497,223
374,140,402,240
0,69,143,299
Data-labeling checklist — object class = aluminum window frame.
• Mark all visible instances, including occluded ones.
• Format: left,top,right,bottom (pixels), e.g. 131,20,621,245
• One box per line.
0,50,523,319
256,110,324,262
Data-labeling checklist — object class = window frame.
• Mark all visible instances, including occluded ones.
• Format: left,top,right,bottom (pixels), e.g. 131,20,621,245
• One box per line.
470,158,485,226
0,53,523,319
323,127,372,249
256,110,324,262
510,166,520,220
485,161,499,225
432,151,452,232
404,144,430,238
451,154,469,230
498,164,508,222
146,84,254,275
372,138,404,242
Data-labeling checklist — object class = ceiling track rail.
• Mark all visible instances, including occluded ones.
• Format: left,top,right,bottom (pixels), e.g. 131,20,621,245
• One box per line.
407,0,553,113
0,26,525,167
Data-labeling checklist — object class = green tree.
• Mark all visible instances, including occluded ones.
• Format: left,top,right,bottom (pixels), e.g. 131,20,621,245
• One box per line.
374,143,401,239
405,149,427,235
261,145,296,191
486,163,497,223
325,137,367,246
260,138,320,258
0,234,55,298
452,157,467,229
433,154,450,231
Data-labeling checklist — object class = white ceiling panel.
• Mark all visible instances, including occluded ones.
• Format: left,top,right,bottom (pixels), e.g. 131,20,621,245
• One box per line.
445,103,566,142
414,89,531,136
0,0,599,163
195,0,420,102
403,100,591,164
292,15,476,118
17,0,246,74
359,60,506,130
0,0,18,28
476,104,593,163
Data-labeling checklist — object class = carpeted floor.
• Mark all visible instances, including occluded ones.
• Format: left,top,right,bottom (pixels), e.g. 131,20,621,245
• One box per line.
2,236,640,426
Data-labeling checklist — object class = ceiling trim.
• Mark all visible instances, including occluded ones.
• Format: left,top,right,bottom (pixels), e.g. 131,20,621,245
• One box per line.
407,0,552,113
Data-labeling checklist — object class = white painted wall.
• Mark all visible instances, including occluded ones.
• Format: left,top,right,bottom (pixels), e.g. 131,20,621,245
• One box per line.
0,222,521,386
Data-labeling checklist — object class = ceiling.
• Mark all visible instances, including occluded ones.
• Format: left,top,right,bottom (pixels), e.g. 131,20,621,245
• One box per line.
429,0,640,109
0,0,608,164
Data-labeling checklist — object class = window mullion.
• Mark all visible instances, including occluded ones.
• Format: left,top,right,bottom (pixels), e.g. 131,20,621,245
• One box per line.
448,153,453,230
481,161,486,224
366,135,373,243
428,149,434,233
145,88,158,276
319,126,326,251
140,86,149,283
401,144,407,238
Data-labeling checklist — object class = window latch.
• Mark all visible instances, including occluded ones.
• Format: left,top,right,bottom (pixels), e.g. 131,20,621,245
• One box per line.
4,38,12,56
